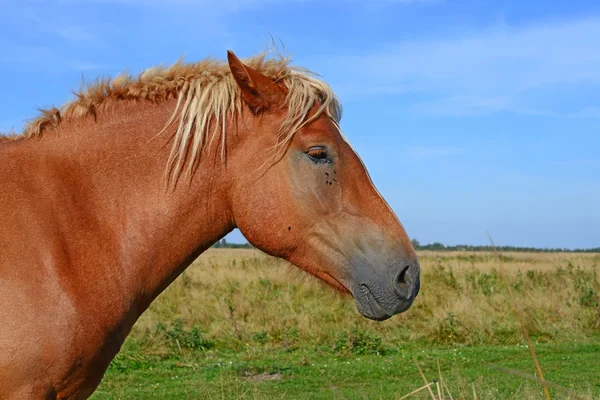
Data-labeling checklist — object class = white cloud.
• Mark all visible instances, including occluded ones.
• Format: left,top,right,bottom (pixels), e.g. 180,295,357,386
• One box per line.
569,106,600,120
53,25,100,42
408,95,557,117
1,3,107,46
316,16,600,116
0,43,111,72
340,0,436,2
72,0,433,10
69,60,113,71
81,0,432,3
556,159,600,166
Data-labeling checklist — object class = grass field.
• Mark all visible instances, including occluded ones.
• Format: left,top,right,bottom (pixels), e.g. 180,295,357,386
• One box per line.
92,249,600,399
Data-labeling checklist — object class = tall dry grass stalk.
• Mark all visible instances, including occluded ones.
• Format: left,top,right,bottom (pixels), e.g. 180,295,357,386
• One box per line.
487,233,551,400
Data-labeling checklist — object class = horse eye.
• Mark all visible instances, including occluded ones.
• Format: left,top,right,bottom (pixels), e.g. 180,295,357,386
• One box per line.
306,147,329,162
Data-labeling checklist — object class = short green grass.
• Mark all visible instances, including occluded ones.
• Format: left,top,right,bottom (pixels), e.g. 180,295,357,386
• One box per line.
93,340,600,399
91,250,600,399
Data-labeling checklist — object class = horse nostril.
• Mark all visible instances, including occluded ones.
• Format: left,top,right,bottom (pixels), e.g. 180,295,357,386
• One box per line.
395,265,410,291
391,261,421,304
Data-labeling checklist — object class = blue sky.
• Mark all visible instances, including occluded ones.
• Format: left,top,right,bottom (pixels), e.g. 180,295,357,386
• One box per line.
1,0,598,248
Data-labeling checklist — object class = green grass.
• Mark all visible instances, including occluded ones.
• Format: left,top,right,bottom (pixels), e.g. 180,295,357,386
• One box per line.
93,340,600,399
90,250,600,399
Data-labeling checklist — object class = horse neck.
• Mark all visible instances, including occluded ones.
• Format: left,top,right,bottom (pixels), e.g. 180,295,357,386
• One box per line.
16,99,235,317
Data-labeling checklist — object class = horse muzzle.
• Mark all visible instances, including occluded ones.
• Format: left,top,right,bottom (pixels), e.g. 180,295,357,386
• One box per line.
351,258,420,321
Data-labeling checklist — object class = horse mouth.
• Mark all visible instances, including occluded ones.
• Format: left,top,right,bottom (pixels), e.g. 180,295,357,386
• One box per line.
354,284,391,321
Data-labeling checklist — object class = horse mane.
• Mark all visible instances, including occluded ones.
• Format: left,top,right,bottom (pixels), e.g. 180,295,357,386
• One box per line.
17,51,342,176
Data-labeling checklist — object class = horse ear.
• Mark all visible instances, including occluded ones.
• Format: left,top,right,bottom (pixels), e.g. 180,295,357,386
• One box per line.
227,50,285,112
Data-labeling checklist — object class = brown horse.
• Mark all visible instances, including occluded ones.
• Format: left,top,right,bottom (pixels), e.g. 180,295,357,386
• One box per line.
0,50,420,399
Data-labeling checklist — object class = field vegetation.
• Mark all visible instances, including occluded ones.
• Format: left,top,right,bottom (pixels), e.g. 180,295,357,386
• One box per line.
92,249,600,399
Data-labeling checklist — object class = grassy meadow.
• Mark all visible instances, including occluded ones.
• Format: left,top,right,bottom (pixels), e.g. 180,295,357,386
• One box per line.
92,249,600,399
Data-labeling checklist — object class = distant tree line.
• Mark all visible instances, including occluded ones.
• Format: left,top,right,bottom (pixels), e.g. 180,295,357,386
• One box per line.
211,238,598,252
211,238,253,249
410,239,599,253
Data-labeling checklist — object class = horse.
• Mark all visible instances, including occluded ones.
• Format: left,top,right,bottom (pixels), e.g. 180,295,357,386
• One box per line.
0,50,420,399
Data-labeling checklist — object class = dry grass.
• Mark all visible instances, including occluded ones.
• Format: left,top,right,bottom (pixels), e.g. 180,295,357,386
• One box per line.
94,249,599,399
130,249,600,352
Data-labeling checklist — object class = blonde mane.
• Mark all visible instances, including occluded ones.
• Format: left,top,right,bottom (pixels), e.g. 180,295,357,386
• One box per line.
19,52,342,176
